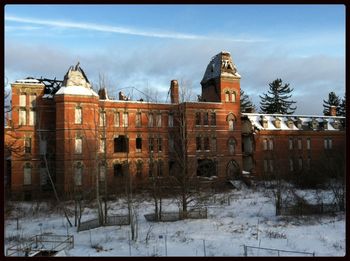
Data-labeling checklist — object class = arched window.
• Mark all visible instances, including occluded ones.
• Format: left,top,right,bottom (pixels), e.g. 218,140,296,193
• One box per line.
228,138,236,155
23,163,32,185
225,91,230,102
231,91,236,102
227,113,236,131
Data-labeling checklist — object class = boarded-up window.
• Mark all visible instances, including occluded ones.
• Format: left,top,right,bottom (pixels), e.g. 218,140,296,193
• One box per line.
156,113,162,127
19,109,26,125
75,137,82,154
20,94,26,107
75,107,82,124
122,112,128,127
29,95,36,107
115,112,120,127
23,163,32,185
168,113,173,127
29,110,35,126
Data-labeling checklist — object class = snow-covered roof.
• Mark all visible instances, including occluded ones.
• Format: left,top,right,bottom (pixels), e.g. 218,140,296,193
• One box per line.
14,78,43,85
55,85,98,97
242,113,345,131
201,51,240,84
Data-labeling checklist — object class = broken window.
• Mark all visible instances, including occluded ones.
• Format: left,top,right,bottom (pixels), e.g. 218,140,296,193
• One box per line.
156,113,162,127
168,113,174,127
211,112,216,126
23,163,32,185
29,110,35,126
115,112,120,127
114,136,129,153
25,137,31,153
136,136,142,152
195,112,201,125
135,112,142,127
19,109,26,125
75,107,82,124
75,137,82,154
74,162,83,186
122,112,128,127
196,136,201,151
20,94,26,107
203,112,209,125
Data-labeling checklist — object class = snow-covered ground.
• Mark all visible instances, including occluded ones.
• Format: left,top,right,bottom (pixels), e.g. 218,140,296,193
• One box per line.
4,186,345,256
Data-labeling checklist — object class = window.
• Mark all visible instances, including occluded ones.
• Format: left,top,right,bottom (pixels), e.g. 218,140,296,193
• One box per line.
203,112,209,125
157,160,163,177
298,138,302,150
274,119,281,128
20,94,26,107
225,91,230,102
114,164,123,177
29,94,36,107
135,112,142,127
211,137,217,152
114,136,129,152
19,109,26,125
74,162,83,186
99,164,106,182
149,161,154,177
289,158,294,171
263,139,268,150
227,114,236,131
157,137,162,152
204,136,210,150
195,112,201,125
75,137,82,154
136,161,143,177
289,138,293,150
298,157,303,170
324,138,332,150
211,112,216,126
231,91,236,102
149,137,154,152
307,138,311,150
75,107,82,124
228,138,235,155
263,159,268,172
24,163,32,185
169,161,175,176
196,136,201,151
29,110,35,126
100,111,106,126
40,165,48,186
307,157,311,169
25,137,31,153
136,137,142,152
156,113,162,127
169,135,174,152
122,112,128,127
100,138,106,153
40,138,47,155
269,159,274,172
148,113,154,127
168,113,174,127
269,139,274,150
115,112,120,127
328,139,332,149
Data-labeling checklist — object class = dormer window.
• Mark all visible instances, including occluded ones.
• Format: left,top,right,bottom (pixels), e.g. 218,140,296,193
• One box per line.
333,119,340,129
287,119,294,129
311,119,318,130
261,117,268,129
274,118,281,128
323,120,328,130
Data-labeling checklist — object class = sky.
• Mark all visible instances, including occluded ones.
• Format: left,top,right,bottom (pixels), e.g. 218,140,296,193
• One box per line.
4,4,345,114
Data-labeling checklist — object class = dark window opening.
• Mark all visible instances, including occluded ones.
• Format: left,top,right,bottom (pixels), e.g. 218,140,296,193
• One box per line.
204,137,210,150
25,138,31,153
114,164,124,177
196,137,202,151
149,138,154,152
114,136,129,153
195,112,201,125
157,137,162,152
136,137,142,152
158,161,163,176
136,162,143,177
149,161,154,177
211,112,216,126
169,161,175,176
197,159,216,177
203,112,209,125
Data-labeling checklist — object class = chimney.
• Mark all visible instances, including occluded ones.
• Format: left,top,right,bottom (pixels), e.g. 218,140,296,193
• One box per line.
170,80,179,104
330,105,337,116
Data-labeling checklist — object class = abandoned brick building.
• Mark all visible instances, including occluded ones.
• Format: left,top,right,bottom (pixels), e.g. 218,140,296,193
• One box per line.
5,51,346,199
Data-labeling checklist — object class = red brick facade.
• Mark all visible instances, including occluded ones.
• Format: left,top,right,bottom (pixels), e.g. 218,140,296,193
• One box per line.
5,52,345,199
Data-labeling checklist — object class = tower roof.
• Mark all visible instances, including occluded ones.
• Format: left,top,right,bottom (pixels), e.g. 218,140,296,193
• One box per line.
201,51,241,85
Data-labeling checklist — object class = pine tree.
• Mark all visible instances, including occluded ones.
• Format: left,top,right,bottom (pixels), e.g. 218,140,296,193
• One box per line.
259,78,296,114
339,95,346,117
323,92,341,116
240,88,256,112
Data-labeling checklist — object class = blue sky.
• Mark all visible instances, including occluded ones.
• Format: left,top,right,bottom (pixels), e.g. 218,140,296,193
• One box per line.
5,4,345,114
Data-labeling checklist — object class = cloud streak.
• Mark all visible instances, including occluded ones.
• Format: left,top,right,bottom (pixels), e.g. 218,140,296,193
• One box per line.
5,15,267,42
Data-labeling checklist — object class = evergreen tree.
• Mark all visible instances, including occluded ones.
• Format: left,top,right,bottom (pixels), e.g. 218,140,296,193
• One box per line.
339,95,346,117
322,92,341,116
240,88,256,112
259,78,296,114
